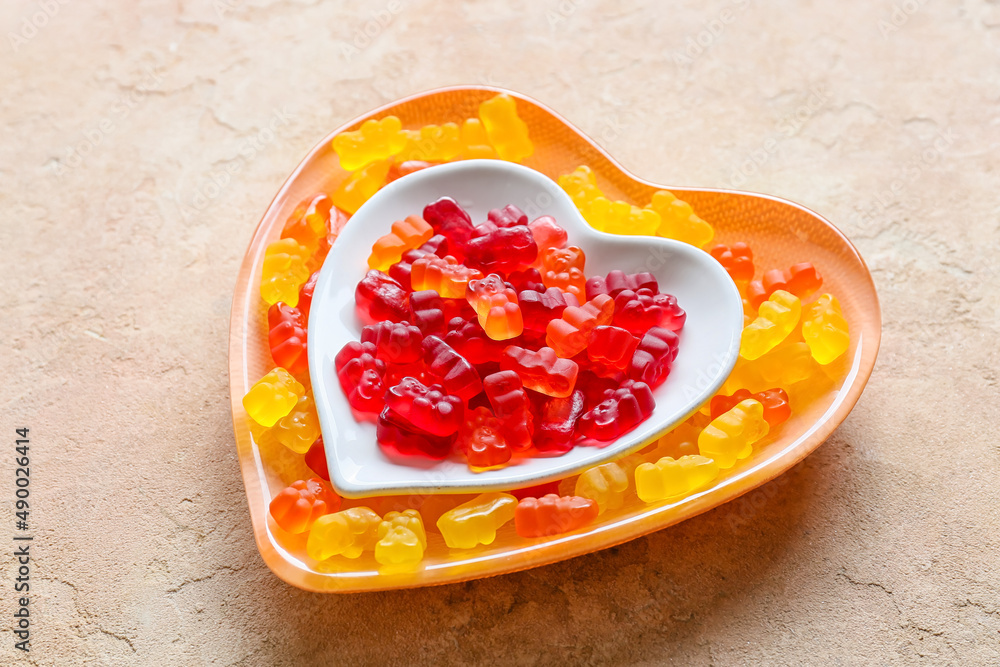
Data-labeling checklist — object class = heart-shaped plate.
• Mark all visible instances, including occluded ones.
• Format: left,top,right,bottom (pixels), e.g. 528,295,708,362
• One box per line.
229,86,881,592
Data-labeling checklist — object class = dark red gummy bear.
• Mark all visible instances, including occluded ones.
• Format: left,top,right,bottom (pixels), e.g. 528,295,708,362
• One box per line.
628,327,680,388
487,204,528,228
297,271,319,320
384,376,464,437
613,288,687,336
577,379,655,441
535,390,586,453
376,407,454,459
443,317,507,365
335,341,386,413
587,326,640,372
585,270,658,301
519,287,577,332
423,197,476,252
422,335,483,401
507,267,545,293
355,270,409,324
360,321,423,364
463,224,538,274
483,371,534,451
304,437,330,481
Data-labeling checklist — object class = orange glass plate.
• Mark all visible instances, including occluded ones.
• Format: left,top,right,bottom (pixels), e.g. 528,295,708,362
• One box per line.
229,86,881,593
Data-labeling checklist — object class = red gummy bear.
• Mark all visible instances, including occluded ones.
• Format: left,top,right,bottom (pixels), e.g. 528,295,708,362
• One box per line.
483,371,534,451
514,494,599,538
577,379,655,441
710,387,790,426
360,320,424,364
585,270,658,301
458,407,511,469
709,242,754,283
298,271,320,319
335,341,387,413
546,294,615,358
267,303,308,377
304,437,330,481
747,262,823,308
376,407,455,459
519,287,577,332
487,204,528,228
587,326,640,372
628,327,680,388
423,197,476,251
385,377,464,437
507,267,545,293
464,224,538,274
500,346,579,398
355,270,409,324
443,318,507,365
268,477,341,534
422,335,483,401
534,390,586,453
612,288,686,335
528,215,568,258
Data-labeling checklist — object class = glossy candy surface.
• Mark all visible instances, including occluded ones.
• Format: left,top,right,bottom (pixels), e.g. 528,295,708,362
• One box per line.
361,321,424,364
483,371,533,451
747,262,823,309
629,327,680,388
437,493,517,549
268,303,308,377
243,368,304,427
355,270,409,323
698,399,769,469
646,190,714,248
368,215,433,271
332,116,408,171
478,93,533,162
709,242,754,283
710,388,790,426
577,379,655,441
500,345,579,398
306,507,382,560
335,341,386,414
384,377,464,437
546,294,614,358
466,274,524,340
634,455,720,503
268,478,341,534
422,336,483,401
514,494,599,538
740,290,802,360
575,462,629,513
261,238,311,307
612,289,686,335
802,293,850,364
411,255,482,299
540,246,587,299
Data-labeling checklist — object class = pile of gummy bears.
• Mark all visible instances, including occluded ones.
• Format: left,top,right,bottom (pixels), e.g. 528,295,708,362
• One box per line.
241,93,851,571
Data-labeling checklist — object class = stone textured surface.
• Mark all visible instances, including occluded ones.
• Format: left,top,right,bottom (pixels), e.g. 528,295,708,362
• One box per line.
2,0,999,664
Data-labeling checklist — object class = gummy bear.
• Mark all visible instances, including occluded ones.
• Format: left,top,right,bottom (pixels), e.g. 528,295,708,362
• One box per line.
376,406,455,459
458,407,512,469
727,341,817,393
801,293,850,364
335,341,387,414
385,377,464,437
534,390,586,453
387,159,438,183
396,122,462,163
408,290,456,336
558,165,604,211
436,492,518,549
528,215,568,259
740,290,802,361
272,394,321,454
478,93,533,162
375,509,427,567
585,270,658,301
514,494,599,538
709,242,754,283
464,224,539,274
575,462,629,513
612,288,686,335
281,193,334,257
368,215,434,271
646,190,714,248
466,274,524,340
332,116,408,171
488,204,528,228
540,245,587,299
411,255,483,299
629,326,680,388
443,317,508,365
268,477,341,534
634,455,720,503
698,399,769,469
710,388,790,426
243,368,305,427
459,118,498,159
423,197,476,250
304,437,330,481
583,197,661,236
588,326,641,372
518,287,577,332
422,335,483,401
261,238,311,307
331,159,391,215
507,267,546,293
306,507,382,560
355,270,410,323
298,271,320,320
577,379,655,441
546,294,615,358
747,263,823,309
361,320,424,364
483,371,534,451
267,303,308,377
500,345,579,398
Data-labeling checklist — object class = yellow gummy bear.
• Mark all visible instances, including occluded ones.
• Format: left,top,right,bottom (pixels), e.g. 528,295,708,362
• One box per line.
242,368,304,428
460,118,497,159
802,293,850,364
558,165,604,211
261,238,311,307
436,492,517,549
575,462,629,513
306,507,382,561
583,197,661,236
272,394,320,454
332,116,408,171
725,340,817,394
478,94,533,162
698,399,769,469
740,290,802,361
646,190,714,248
634,455,720,503
396,123,463,162
374,510,427,567
331,159,391,215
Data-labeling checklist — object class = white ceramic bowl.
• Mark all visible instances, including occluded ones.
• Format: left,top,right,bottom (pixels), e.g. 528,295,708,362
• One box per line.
309,160,743,497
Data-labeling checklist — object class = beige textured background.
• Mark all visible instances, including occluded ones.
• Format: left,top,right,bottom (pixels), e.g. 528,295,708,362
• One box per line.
2,0,998,664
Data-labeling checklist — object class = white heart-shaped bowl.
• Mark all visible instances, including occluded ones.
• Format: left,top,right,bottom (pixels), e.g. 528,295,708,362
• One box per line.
309,160,743,497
